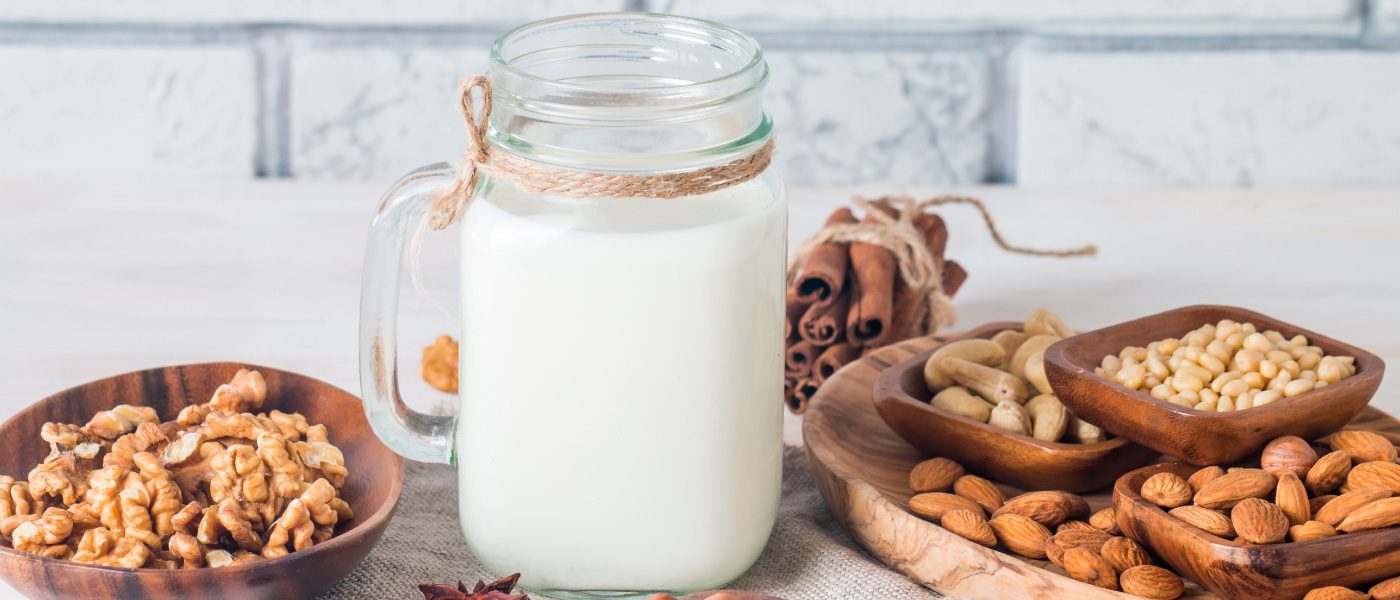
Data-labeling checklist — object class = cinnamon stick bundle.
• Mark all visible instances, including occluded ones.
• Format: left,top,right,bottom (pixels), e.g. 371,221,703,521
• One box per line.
784,200,970,414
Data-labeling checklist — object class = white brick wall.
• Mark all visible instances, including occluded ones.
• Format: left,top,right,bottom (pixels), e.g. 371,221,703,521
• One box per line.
1016,52,1400,186
0,1,627,25
654,0,1360,34
1,2,1399,185
0,46,257,178
765,51,990,185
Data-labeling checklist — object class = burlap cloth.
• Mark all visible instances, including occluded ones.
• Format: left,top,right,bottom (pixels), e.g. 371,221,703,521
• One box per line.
317,446,938,600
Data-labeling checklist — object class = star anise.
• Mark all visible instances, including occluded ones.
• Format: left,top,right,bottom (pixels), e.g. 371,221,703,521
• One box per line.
419,573,528,600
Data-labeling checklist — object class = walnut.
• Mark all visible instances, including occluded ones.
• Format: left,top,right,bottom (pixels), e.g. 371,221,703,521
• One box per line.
421,335,459,393
104,423,170,470
306,424,329,444
65,502,103,533
176,404,212,428
12,507,74,558
161,431,204,466
208,369,267,414
205,549,233,567
198,441,226,460
210,445,269,505
84,405,159,440
298,479,340,527
230,549,262,564
133,453,183,538
28,450,95,506
268,410,309,442
0,476,41,521
256,432,306,500
261,498,313,558
197,499,262,553
71,527,151,568
0,514,40,544
168,532,204,568
41,422,103,449
170,501,202,536
295,441,347,488
119,483,161,550
199,412,273,442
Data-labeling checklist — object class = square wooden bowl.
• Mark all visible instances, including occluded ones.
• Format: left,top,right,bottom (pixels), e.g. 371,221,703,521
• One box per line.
872,322,1161,493
1044,305,1385,466
1115,461,1400,600
0,363,404,600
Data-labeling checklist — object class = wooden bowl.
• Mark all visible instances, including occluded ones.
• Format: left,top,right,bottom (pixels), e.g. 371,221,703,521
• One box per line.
1115,459,1400,600
1045,304,1386,465
872,322,1161,492
0,363,404,600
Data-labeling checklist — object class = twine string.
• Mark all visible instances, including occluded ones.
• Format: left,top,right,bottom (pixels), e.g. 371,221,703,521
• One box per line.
786,195,1097,335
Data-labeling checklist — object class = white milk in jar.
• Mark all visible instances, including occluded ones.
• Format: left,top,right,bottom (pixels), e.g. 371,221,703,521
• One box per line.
456,176,786,592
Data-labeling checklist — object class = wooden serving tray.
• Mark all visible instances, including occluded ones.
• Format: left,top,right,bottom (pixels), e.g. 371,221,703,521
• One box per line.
803,335,1400,600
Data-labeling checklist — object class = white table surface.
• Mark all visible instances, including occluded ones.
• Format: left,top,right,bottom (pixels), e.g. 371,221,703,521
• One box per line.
1,180,1399,597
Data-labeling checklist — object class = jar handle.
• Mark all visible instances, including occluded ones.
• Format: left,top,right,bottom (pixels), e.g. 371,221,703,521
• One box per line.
358,163,459,465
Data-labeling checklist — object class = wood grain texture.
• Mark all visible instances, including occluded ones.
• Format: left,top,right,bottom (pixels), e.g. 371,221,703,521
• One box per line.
805,335,1214,600
1114,417,1400,600
872,322,1160,492
0,363,404,600
1046,305,1386,465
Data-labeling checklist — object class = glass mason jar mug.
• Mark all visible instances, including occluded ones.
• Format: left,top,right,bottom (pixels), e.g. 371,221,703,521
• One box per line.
359,13,785,599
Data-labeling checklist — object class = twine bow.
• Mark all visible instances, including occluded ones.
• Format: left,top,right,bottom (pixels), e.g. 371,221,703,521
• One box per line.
788,195,1097,335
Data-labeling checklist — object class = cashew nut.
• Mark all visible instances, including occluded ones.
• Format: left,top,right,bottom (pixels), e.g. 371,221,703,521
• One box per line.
924,339,1005,391
988,400,1032,436
1025,394,1068,443
1010,335,1058,381
931,386,994,423
1063,414,1106,444
944,357,1029,405
991,330,1027,372
1025,308,1075,339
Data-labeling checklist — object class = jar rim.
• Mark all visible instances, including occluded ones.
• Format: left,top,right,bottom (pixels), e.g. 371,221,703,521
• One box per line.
488,12,765,96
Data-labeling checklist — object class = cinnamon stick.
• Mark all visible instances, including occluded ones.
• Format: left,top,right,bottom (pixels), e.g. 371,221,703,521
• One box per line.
813,342,861,384
942,260,968,297
798,272,851,345
789,208,856,306
846,203,898,346
785,340,822,377
786,296,811,341
789,378,821,414
886,213,949,342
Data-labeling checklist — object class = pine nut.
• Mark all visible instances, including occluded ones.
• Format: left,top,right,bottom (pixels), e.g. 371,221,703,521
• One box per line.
1283,379,1316,397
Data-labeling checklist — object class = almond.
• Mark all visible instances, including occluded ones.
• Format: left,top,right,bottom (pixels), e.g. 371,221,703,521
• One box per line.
1316,488,1393,527
1348,462,1400,494
988,513,1052,559
1370,575,1400,600
1089,507,1121,535
1187,466,1226,493
909,492,984,522
1052,491,1092,521
1141,472,1194,508
1288,520,1339,542
1276,472,1311,526
1303,587,1370,600
1307,450,1354,495
1057,520,1098,533
993,491,1072,528
1331,429,1398,464
1337,496,1400,533
1311,495,1339,515
1262,435,1320,479
953,474,1005,514
910,457,965,493
1194,468,1277,509
1231,497,1289,544
1044,529,1113,567
1100,536,1151,573
1120,565,1184,600
941,509,997,547
1169,505,1236,538
1061,546,1118,590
